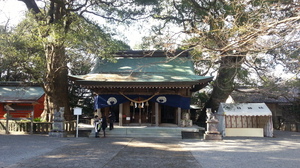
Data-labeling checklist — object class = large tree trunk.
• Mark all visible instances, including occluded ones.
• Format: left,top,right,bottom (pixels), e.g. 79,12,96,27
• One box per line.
43,44,71,121
21,0,72,121
198,56,244,127
40,45,70,121
207,56,245,112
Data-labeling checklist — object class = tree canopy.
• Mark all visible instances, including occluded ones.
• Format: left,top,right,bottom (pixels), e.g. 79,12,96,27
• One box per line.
138,0,299,112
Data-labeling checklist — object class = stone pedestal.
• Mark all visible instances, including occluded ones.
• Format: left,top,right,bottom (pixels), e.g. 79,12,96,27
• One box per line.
49,131,67,137
49,107,67,137
204,112,222,140
204,133,222,140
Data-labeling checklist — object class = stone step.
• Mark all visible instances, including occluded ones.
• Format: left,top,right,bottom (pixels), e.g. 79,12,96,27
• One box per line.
86,125,204,138
78,130,92,137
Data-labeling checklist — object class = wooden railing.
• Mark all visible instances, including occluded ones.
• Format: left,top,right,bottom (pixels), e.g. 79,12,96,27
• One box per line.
0,120,76,134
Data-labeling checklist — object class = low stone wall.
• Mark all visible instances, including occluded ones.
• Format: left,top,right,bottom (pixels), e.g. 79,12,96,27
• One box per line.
0,120,76,134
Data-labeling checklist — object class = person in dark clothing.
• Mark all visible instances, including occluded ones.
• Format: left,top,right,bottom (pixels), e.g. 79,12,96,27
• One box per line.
108,111,115,130
100,116,108,137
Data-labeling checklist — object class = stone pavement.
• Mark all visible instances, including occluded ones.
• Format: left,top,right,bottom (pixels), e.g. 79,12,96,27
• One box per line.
0,135,200,168
1,130,300,168
180,130,300,168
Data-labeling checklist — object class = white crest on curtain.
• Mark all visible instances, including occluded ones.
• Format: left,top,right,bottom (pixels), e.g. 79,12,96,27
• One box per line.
156,96,167,103
107,97,117,105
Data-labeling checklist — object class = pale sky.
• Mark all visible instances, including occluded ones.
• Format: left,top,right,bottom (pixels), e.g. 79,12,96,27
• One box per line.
0,0,144,49
0,0,27,27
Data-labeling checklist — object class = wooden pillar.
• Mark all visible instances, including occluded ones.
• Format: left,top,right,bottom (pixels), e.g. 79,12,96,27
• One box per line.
119,103,123,126
139,108,141,125
177,107,181,126
155,102,159,127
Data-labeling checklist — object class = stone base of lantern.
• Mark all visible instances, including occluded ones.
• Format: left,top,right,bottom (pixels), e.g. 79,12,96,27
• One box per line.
49,131,67,138
204,133,222,140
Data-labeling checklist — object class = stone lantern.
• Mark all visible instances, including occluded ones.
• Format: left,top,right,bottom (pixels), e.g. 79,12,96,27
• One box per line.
204,108,222,140
49,107,67,137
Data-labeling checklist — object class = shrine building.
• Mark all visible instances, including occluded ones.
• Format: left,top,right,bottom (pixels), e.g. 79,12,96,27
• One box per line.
70,50,213,127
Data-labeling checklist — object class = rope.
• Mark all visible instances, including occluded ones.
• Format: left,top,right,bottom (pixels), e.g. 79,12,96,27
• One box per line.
119,92,159,103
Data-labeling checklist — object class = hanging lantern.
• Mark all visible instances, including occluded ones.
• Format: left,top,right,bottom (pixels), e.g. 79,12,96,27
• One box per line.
130,102,133,106
145,101,149,106
138,103,142,108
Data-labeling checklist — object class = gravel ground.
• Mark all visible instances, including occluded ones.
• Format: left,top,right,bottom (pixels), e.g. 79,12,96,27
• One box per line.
0,130,299,168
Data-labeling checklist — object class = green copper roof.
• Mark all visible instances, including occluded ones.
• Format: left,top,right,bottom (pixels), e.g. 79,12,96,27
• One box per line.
71,51,213,84
92,57,194,74
0,85,44,103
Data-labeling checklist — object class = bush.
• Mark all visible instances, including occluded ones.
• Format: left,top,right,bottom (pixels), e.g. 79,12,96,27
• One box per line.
33,117,42,122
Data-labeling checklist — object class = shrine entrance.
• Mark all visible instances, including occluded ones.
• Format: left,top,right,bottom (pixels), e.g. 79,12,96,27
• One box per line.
161,105,176,124
129,99,153,125
109,105,119,123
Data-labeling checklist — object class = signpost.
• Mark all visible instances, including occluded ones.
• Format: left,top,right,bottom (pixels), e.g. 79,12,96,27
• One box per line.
73,107,82,138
